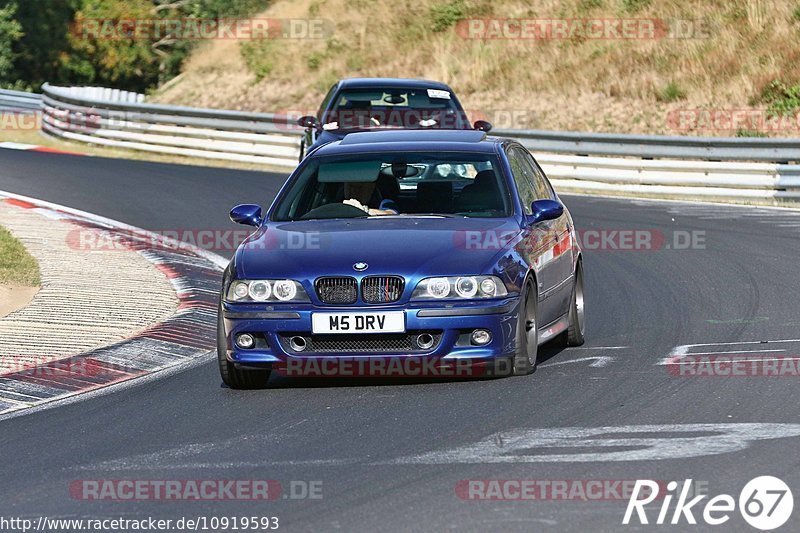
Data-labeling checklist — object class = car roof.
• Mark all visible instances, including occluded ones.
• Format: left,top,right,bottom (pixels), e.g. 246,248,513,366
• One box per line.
337,78,454,91
313,130,503,156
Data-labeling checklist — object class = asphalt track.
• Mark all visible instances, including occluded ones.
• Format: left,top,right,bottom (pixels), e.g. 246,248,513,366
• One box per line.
1,148,800,532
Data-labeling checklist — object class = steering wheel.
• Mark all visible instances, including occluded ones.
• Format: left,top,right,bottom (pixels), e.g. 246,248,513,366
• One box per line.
300,202,368,220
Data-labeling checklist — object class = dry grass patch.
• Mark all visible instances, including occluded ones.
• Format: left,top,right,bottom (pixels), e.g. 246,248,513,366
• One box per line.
152,0,800,136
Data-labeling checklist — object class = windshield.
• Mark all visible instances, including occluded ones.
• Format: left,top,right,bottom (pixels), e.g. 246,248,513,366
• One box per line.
321,88,470,131
272,152,511,221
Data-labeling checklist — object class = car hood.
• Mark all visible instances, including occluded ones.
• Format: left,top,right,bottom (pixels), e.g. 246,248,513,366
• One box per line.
236,217,521,280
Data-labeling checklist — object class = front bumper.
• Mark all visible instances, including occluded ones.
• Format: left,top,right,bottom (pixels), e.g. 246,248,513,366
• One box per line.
222,297,520,374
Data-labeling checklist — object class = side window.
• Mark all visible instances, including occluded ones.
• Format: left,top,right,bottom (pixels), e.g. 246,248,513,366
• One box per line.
318,84,338,120
525,152,555,199
507,147,537,215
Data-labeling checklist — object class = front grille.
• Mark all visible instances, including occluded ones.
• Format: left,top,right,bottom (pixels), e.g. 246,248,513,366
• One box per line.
362,276,405,304
280,332,442,354
315,277,357,304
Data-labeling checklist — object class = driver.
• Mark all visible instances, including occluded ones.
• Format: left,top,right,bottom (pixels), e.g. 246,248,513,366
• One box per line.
342,181,399,216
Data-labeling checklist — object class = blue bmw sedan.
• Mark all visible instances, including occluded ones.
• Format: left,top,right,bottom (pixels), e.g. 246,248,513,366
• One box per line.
296,77,491,160
219,130,584,388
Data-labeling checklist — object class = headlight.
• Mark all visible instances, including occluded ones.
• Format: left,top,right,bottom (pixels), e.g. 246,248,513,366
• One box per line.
273,279,297,301
480,277,498,297
231,281,249,300
226,279,309,302
248,280,271,301
426,277,451,299
412,275,507,300
455,277,478,298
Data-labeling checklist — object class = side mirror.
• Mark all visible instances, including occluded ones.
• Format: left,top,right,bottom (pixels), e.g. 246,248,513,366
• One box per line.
297,115,320,130
230,204,263,227
474,120,493,132
527,199,563,225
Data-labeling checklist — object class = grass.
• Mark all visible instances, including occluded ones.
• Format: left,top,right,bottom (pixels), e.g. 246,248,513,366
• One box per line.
430,0,466,32
736,128,768,138
148,0,800,137
656,81,687,103
621,0,651,14
240,39,276,82
0,226,40,286
760,80,800,117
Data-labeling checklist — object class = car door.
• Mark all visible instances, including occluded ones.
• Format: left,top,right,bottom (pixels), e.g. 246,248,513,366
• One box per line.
506,145,561,325
524,150,574,317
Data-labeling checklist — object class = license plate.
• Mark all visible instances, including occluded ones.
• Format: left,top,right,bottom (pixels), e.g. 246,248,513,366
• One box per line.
311,311,405,334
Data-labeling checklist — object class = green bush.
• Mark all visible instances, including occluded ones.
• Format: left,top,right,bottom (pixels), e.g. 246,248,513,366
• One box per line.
307,52,324,70
580,0,604,9
621,0,651,14
657,81,686,102
430,0,465,32
761,80,800,117
735,129,768,138
241,40,275,82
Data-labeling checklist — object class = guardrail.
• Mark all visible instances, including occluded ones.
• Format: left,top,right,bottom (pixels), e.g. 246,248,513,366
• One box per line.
538,154,800,201
48,86,145,103
41,83,300,167
496,128,800,163
0,88,42,112
25,85,800,202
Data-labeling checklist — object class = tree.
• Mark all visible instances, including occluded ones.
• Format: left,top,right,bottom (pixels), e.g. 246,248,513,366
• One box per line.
1,0,271,92
0,1,23,88
7,0,77,90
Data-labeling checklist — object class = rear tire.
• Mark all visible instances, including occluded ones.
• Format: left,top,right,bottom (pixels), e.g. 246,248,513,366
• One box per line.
217,303,271,389
512,282,538,376
565,262,586,346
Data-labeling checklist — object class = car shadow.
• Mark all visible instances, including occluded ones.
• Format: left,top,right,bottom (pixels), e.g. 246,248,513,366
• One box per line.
536,341,569,366
219,341,571,390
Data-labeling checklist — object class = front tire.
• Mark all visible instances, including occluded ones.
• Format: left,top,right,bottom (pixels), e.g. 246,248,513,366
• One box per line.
512,282,538,376
217,303,271,389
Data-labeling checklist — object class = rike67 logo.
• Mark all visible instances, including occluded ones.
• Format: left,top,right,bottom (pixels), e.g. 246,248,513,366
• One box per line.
623,476,793,530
